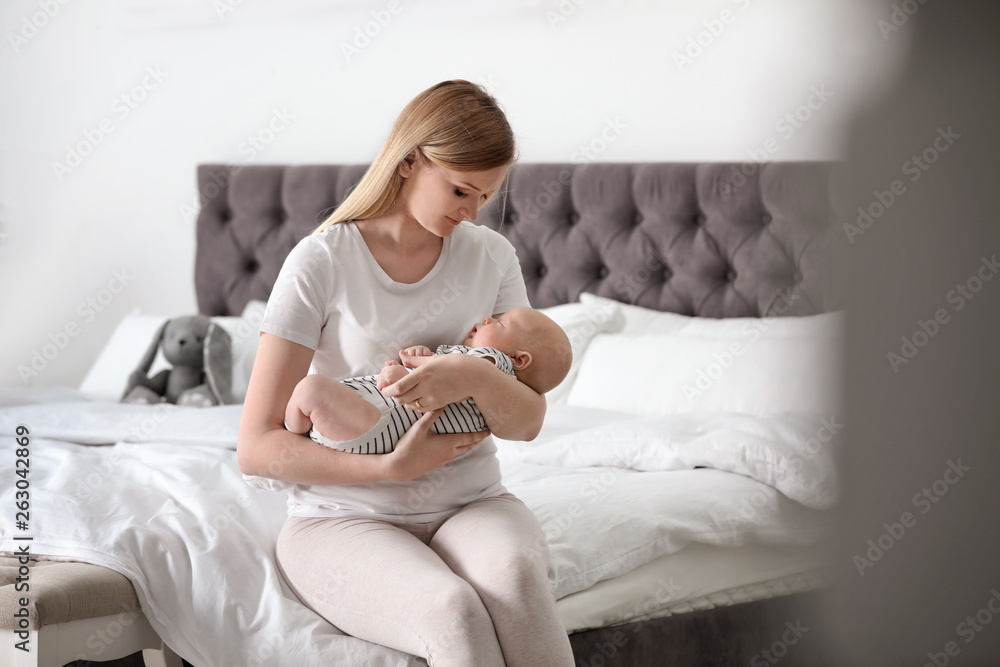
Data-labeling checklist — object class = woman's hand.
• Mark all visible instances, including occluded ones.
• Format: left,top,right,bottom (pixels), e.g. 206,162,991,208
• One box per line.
381,353,488,412
384,408,490,481
376,361,409,391
399,345,434,367
381,351,545,441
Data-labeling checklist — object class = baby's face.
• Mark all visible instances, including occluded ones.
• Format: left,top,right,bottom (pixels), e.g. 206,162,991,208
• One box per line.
464,307,536,353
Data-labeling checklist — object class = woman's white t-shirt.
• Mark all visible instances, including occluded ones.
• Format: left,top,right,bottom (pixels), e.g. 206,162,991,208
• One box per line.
258,220,530,522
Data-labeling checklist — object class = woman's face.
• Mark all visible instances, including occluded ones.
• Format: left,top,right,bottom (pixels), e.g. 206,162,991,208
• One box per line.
400,153,509,237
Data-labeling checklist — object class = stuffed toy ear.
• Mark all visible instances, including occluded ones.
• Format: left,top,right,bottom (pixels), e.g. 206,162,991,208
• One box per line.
203,322,234,405
121,320,168,401
138,320,169,374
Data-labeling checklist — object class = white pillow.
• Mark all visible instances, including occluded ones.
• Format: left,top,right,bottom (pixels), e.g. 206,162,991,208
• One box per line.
566,301,846,417
79,300,266,402
579,292,844,337
536,298,625,405
227,300,266,398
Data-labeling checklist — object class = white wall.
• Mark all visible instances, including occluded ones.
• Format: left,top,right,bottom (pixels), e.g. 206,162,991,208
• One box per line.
0,0,908,389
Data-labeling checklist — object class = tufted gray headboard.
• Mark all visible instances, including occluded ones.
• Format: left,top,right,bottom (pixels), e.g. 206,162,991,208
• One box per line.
194,162,836,318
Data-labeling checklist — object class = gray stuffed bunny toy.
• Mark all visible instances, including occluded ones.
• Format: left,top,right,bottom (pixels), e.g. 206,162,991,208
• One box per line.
120,314,234,407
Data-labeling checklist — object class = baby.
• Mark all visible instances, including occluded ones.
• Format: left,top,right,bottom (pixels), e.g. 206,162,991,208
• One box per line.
243,307,572,491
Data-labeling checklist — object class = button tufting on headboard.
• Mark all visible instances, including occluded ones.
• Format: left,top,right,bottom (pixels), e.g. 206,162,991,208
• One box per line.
195,162,837,318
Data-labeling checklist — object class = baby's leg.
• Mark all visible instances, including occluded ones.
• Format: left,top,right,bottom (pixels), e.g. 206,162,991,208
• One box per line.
285,375,381,442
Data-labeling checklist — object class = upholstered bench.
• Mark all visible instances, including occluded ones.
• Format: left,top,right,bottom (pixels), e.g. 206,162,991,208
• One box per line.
0,556,182,667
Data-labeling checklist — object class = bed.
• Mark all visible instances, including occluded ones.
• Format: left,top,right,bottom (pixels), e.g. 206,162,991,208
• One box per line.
0,160,844,666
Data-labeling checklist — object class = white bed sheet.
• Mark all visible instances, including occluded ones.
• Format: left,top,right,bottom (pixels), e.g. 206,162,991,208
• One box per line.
0,391,835,666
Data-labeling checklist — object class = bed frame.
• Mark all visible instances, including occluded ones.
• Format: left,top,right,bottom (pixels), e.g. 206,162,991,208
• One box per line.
191,160,839,666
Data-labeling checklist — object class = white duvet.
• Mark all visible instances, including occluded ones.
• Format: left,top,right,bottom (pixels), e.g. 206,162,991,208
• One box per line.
0,388,836,667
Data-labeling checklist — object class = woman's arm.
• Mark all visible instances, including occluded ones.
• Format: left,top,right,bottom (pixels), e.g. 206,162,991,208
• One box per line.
237,333,489,484
237,333,395,484
382,352,546,441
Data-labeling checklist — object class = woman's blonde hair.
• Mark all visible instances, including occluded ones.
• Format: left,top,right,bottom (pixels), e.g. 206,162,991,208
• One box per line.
312,79,517,234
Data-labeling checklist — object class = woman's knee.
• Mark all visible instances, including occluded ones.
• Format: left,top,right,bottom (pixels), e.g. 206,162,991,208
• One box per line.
432,578,490,618
488,546,550,593
424,579,494,645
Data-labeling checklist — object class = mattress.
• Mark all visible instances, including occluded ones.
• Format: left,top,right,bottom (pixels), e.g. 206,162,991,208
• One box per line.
558,540,830,633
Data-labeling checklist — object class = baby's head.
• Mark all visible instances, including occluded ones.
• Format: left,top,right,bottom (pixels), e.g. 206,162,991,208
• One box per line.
463,307,572,394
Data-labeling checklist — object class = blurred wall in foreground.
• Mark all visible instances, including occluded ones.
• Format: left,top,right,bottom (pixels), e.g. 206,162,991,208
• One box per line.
826,1,1000,664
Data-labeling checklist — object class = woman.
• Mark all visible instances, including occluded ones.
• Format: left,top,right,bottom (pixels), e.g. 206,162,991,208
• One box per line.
237,79,575,666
